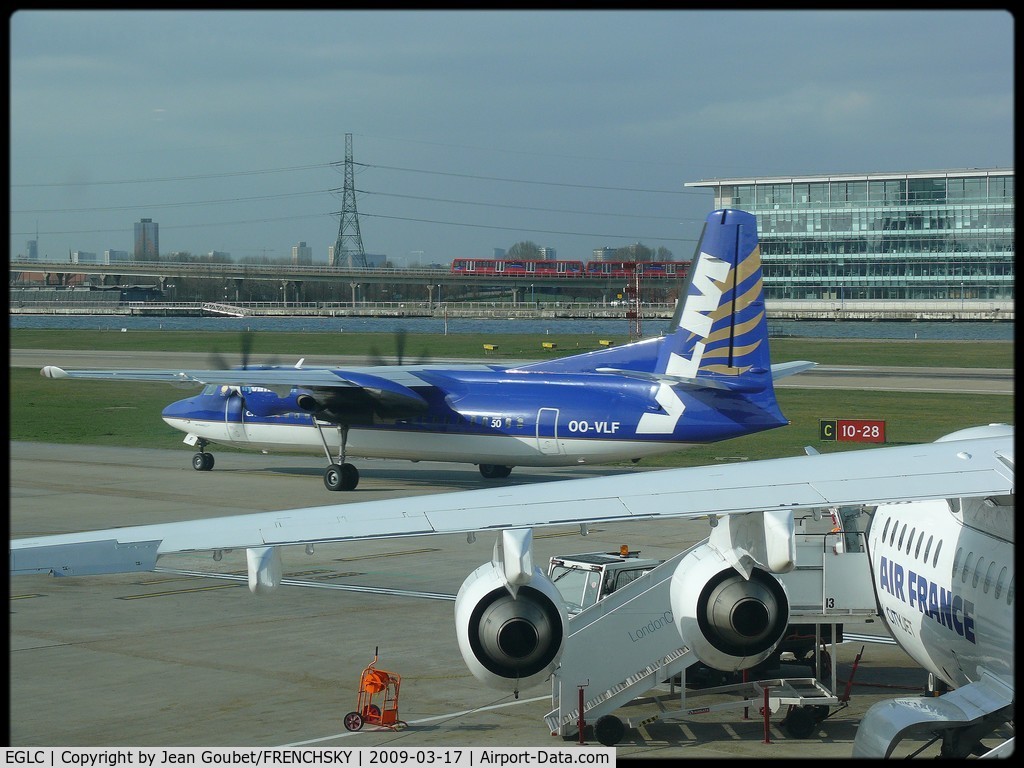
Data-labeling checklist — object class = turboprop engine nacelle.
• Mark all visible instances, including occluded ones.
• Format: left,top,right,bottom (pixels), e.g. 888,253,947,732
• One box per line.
455,529,567,692
241,387,306,418
670,542,790,671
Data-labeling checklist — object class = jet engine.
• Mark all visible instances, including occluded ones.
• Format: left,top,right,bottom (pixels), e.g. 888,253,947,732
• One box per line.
455,559,567,692
670,543,789,671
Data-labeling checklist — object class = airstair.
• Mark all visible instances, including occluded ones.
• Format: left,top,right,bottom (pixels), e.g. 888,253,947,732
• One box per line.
545,510,878,739
544,545,700,737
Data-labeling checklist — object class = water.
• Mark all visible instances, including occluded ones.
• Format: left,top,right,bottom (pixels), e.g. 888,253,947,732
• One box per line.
8,314,1013,341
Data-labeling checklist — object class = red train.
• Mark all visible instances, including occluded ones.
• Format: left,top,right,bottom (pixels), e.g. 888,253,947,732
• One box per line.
584,260,689,279
450,258,688,279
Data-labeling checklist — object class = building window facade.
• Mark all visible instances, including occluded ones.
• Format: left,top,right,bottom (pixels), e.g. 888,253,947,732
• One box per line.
686,169,1014,300
134,218,160,260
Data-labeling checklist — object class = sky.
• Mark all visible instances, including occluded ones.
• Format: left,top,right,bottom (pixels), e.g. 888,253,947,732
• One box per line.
9,10,1014,266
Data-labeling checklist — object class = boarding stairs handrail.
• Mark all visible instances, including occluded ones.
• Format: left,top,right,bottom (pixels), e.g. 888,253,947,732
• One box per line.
545,646,693,735
545,545,702,737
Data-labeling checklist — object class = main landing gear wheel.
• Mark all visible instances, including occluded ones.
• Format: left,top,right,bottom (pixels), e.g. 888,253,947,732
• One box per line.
479,464,513,479
324,462,359,491
343,711,363,731
192,452,214,471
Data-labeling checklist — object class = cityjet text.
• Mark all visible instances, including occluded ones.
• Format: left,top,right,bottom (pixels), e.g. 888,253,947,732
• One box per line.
878,556,976,644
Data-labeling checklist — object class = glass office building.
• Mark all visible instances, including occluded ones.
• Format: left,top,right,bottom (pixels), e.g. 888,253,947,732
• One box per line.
685,169,1013,300
133,217,160,260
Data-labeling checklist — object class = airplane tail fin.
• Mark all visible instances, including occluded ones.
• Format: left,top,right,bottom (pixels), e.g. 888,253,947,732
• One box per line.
650,208,773,392
513,209,781,395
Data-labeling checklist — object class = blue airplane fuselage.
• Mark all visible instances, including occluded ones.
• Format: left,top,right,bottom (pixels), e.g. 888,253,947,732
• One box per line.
162,366,787,466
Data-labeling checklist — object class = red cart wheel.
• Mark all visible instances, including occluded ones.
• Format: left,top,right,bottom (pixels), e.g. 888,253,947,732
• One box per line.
344,711,364,731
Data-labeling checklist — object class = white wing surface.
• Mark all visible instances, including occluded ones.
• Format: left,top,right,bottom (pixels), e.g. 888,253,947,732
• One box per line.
10,428,1013,578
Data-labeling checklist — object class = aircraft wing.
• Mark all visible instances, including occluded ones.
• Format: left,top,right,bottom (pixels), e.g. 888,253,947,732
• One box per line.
40,365,430,414
10,427,1012,577
42,364,378,388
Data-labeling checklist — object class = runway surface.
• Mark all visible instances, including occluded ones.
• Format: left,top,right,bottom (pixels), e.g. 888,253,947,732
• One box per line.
9,348,1015,394
8,441,978,757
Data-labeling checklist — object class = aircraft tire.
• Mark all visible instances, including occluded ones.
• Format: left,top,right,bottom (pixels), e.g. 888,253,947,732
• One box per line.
192,453,214,471
324,464,345,491
479,464,512,479
324,463,359,491
343,712,363,731
341,463,359,490
593,714,625,746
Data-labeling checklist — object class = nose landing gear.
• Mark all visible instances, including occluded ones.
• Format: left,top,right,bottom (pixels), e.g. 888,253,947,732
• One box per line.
191,438,215,471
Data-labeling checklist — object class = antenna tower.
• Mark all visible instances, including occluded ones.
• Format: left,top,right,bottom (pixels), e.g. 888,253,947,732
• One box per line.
333,133,367,268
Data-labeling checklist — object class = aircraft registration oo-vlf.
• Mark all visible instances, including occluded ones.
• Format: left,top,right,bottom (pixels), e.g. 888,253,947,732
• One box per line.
9,423,1014,757
41,208,815,491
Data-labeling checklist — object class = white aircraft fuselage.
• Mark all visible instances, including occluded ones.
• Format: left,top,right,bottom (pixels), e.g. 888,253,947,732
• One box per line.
867,494,1014,690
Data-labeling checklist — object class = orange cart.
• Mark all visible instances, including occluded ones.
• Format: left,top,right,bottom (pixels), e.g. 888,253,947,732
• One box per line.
343,648,407,731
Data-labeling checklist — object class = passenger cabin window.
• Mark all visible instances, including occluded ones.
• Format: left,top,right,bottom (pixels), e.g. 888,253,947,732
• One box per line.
932,540,942,569
962,551,975,583
983,561,996,594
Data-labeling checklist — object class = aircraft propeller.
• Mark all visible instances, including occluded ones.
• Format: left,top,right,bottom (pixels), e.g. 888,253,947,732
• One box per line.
210,331,287,399
368,328,430,367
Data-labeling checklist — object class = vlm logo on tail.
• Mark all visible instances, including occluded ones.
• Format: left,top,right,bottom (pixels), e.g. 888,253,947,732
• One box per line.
657,208,772,391
632,209,778,435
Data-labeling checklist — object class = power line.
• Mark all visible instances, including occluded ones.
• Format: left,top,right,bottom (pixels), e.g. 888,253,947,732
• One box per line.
356,162,701,195
356,189,697,223
13,190,331,214
360,212,697,244
10,162,334,188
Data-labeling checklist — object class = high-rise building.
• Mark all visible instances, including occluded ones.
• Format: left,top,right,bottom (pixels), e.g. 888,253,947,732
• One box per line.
686,168,1013,300
538,247,557,261
26,240,38,261
292,241,313,265
133,218,159,259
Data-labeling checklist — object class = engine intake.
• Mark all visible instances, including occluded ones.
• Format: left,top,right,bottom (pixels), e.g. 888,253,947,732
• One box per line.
455,561,566,691
671,543,789,671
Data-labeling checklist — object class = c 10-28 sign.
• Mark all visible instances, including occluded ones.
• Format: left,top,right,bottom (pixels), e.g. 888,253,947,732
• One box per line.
819,419,886,443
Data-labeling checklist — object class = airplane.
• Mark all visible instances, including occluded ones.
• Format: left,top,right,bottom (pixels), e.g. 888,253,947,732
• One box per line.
9,422,1013,757
39,208,814,491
